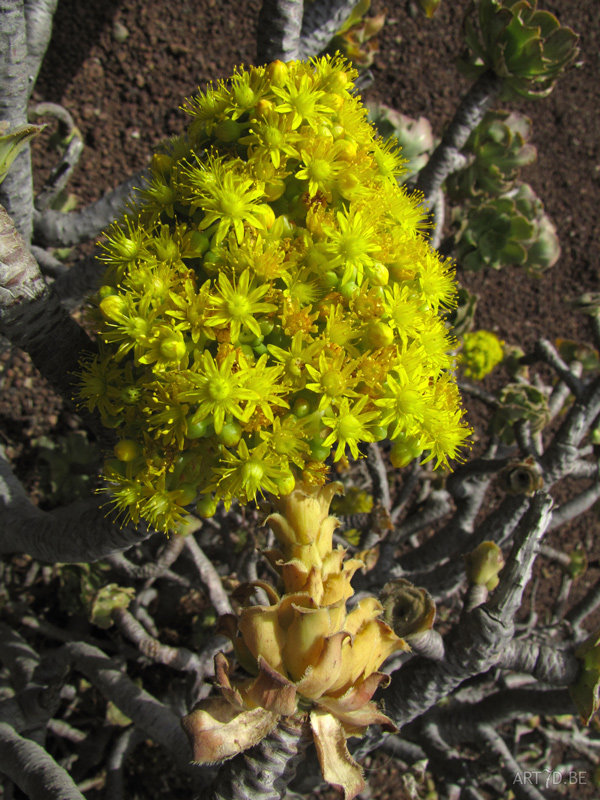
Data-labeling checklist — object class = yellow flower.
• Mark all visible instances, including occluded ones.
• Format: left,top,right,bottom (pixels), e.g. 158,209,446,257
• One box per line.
206,268,277,343
178,350,256,434
322,396,379,461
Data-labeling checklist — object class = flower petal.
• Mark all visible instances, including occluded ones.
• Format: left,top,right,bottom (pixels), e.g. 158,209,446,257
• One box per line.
310,709,365,800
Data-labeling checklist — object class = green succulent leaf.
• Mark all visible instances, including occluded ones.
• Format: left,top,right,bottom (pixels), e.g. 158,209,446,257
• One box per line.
459,0,580,99
88,584,136,629
453,182,560,274
0,123,44,185
570,628,600,726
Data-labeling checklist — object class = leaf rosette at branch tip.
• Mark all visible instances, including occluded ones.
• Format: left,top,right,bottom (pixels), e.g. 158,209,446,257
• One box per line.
447,110,536,200
77,55,471,533
453,182,560,275
366,104,434,184
460,0,580,100
182,481,408,799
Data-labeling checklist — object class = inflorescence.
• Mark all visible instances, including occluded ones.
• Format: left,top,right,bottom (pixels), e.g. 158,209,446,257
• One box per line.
79,55,471,532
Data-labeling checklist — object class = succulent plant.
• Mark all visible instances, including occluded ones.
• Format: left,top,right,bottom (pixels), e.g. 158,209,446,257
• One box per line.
325,0,386,69
460,0,580,100
367,104,434,184
182,481,407,798
0,122,44,185
570,628,600,726
489,381,550,444
444,285,478,337
447,110,536,199
459,329,504,380
453,182,560,274
78,56,471,533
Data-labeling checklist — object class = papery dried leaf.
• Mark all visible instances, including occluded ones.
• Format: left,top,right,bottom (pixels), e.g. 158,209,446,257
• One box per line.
181,697,279,764
310,709,365,800
214,652,245,709
317,696,396,734
244,656,298,715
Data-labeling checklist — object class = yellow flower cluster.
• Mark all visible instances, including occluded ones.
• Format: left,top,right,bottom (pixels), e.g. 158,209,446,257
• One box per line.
182,481,406,797
459,329,504,380
79,55,470,532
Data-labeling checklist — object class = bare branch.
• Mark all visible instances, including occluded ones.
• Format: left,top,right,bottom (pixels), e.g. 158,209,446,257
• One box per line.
62,641,195,774
112,607,209,676
33,168,148,247
415,71,502,205
257,0,303,63
185,535,233,617
0,721,86,800
0,1,34,241
298,0,359,60
478,725,546,800
23,0,59,94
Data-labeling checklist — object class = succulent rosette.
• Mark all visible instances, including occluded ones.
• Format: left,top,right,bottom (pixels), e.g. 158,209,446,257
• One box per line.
182,481,408,798
460,0,580,100
78,55,470,533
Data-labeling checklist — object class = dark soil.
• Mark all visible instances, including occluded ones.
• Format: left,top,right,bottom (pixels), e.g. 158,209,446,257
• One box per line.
2,0,600,798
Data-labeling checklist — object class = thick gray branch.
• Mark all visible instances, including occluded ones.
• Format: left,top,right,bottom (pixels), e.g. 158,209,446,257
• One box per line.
496,640,580,685
0,0,34,241
33,168,147,247
210,715,312,800
62,641,194,773
298,0,359,60
0,721,85,800
257,0,303,63
415,71,502,204
382,494,552,731
0,205,104,436
23,0,58,95
0,448,154,561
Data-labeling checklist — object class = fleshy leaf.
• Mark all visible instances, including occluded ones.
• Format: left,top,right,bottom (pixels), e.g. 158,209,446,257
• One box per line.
0,123,44,185
570,628,600,726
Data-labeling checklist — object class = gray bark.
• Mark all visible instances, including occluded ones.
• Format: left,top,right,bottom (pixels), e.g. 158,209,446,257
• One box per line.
0,448,154,562
257,0,303,63
0,0,34,241
0,721,86,800
298,0,360,60
415,71,502,204
210,715,312,800
33,168,148,246
23,0,58,95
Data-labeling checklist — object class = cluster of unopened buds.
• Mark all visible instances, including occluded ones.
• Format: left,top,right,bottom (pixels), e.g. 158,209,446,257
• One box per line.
78,55,470,533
